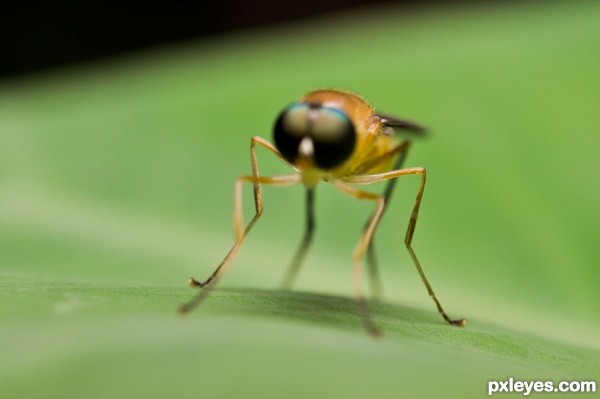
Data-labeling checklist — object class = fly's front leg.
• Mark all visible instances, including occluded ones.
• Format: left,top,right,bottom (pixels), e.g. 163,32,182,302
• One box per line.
189,136,281,287
238,136,289,237
179,136,299,314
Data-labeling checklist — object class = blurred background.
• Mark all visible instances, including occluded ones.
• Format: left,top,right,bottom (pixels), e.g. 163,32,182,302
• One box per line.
1,1,599,398
3,0,469,78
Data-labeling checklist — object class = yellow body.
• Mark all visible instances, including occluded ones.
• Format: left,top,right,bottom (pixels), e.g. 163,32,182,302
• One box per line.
298,89,396,183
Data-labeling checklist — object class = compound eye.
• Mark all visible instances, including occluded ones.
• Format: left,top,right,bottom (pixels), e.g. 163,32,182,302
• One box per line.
273,103,356,169
310,107,355,169
273,103,310,165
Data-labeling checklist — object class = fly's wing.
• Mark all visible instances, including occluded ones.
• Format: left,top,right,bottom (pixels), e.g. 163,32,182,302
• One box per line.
377,114,427,136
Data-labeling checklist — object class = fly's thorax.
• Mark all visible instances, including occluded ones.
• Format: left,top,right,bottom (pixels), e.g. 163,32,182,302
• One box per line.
300,167,324,187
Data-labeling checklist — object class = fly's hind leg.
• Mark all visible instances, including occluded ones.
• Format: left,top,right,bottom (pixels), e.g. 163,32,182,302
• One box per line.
347,167,466,328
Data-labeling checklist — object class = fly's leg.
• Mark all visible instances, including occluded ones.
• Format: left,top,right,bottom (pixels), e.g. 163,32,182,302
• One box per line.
346,168,466,328
179,136,300,314
280,187,316,290
361,139,411,299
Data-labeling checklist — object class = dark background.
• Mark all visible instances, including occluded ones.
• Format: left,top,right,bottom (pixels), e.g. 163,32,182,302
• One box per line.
2,1,474,78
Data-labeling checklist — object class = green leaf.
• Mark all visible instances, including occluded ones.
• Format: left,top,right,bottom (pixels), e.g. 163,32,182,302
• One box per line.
1,1,599,398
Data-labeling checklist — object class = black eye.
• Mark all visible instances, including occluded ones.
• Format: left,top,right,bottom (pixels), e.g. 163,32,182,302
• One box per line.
273,103,308,166
309,106,356,169
273,103,356,169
